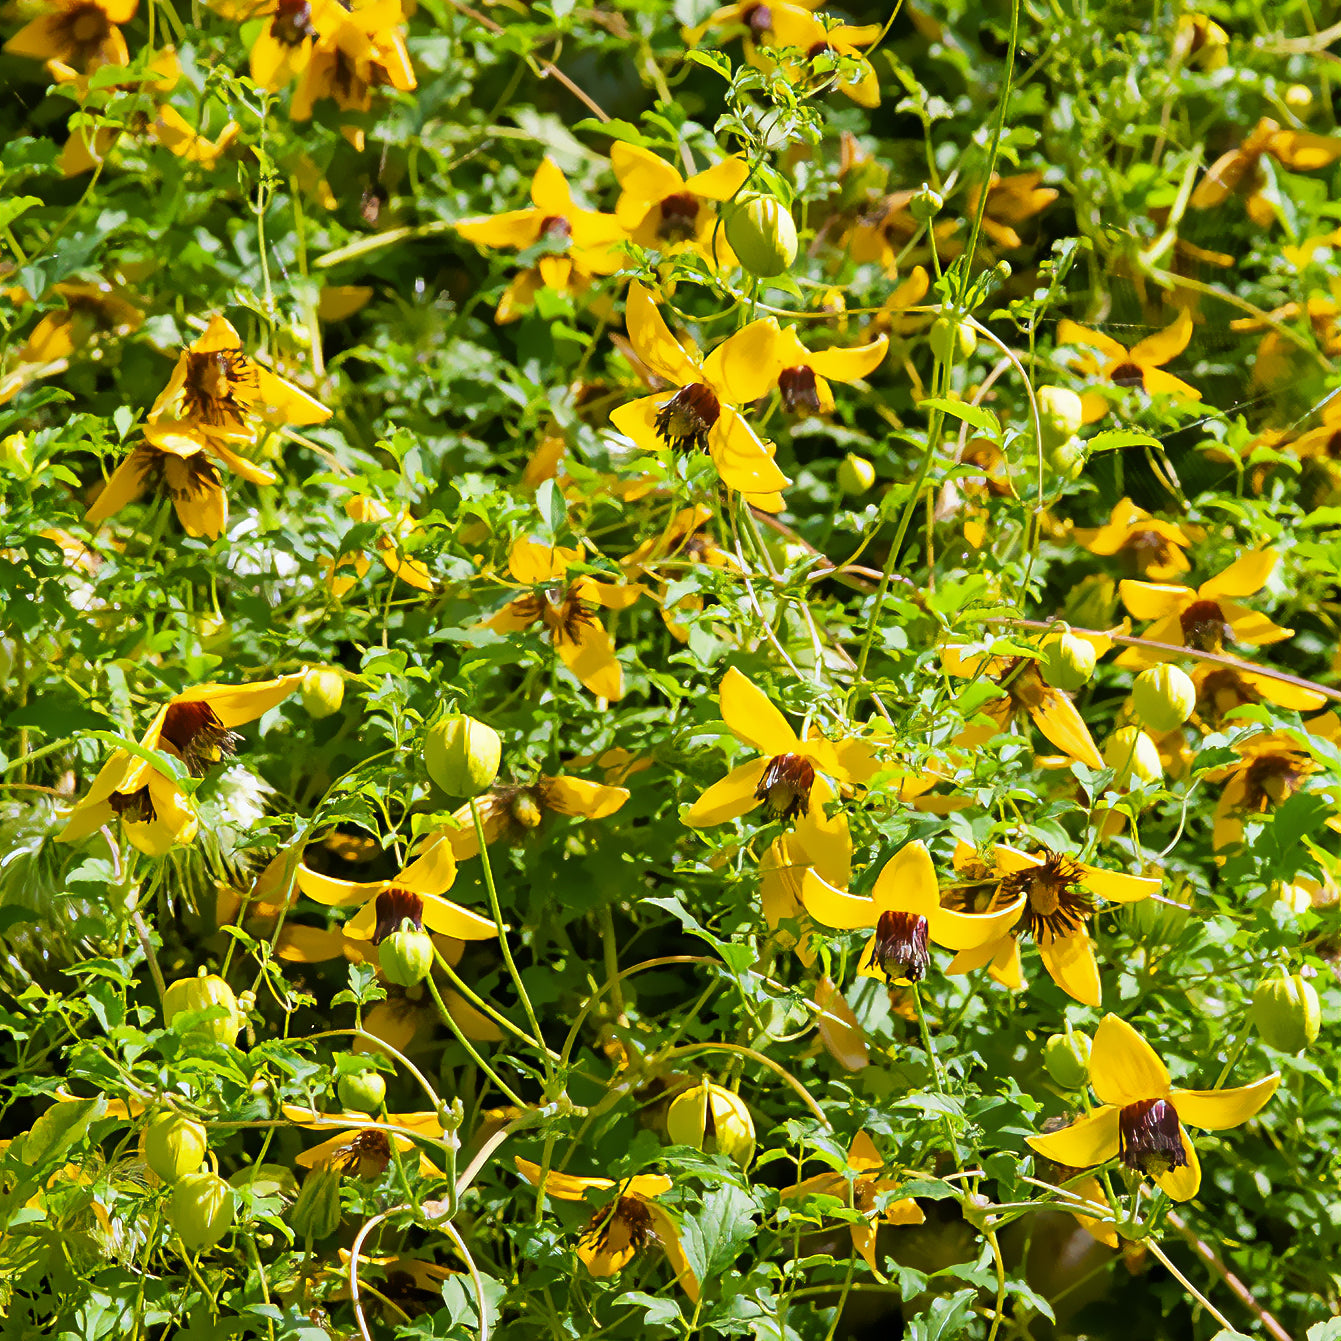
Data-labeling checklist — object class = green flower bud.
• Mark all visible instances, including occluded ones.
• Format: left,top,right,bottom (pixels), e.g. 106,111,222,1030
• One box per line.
724,193,798,278
837,453,876,496
1252,971,1321,1054
337,1067,387,1114
1037,630,1097,691
1103,725,1163,786
145,1112,208,1184
1036,385,1084,451
378,927,435,987
909,183,943,221
929,315,977,364
666,1081,755,1168
1122,890,1189,946
290,1163,343,1242
163,971,244,1046
1047,434,1087,480
171,1171,235,1253
301,667,345,719
424,713,502,797
1131,665,1197,734
1043,1031,1092,1090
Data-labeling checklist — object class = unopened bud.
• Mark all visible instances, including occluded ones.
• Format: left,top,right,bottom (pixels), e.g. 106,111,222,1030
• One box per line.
301,667,345,719
666,1081,756,1168
1037,630,1097,691
163,971,244,1046
837,453,876,496
909,183,943,221
424,714,502,797
1252,970,1321,1054
1043,1031,1092,1090
171,1171,235,1253
1131,665,1196,734
1103,725,1163,786
378,926,435,987
144,1112,208,1183
1036,385,1084,451
290,1163,343,1241
724,193,798,278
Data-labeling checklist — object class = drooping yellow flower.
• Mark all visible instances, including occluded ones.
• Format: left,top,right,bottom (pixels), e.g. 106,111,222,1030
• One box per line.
249,0,329,90
747,6,882,107
1057,308,1201,423
782,1130,924,1272
965,172,1058,251
944,844,1160,1008
610,144,748,266
515,1157,698,1299
682,0,822,46
3,0,134,71
1027,1015,1279,1202
285,1105,445,1178
609,282,789,496
1115,550,1291,668
456,158,628,324
17,279,142,363
1072,498,1195,581
483,540,641,700
763,324,888,416
325,494,435,595
1190,661,1327,724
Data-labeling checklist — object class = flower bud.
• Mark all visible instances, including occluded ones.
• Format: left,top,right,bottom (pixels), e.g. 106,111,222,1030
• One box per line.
337,1067,387,1114
145,1112,208,1183
171,1171,235,1253
1252,971,1321,1054
1047,434,1087,480
666,1081,755,1168
301,667,345,719
290,1163,343,1241
929,315,977,364
424,714,501,797
378,927,435,986
724,193,798,278
1122,891,1189,945
1103,725,1163,786
837,453,876,496
1037,630,1097,691
909,183,943,220
1285,83,1312,110
1043,1031,1092,1090
163,971,244,1046
1036,385,1084,451
1131,665,1196,734
511,791,544,828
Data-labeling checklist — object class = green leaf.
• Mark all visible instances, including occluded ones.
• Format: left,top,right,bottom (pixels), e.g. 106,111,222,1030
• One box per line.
919,397,1001,437
679,1185,759,1285
0,196,41,232
1085,428,1161,453
615,1291,682,1327
905,1287,979,1340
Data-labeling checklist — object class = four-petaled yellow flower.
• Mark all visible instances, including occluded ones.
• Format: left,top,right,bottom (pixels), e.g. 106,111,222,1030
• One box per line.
285,1105,446,1178
3,0,134,71
762,323,888,416
1072,498,1195,581
1057,309,1200,422
1027,1014,1279,1201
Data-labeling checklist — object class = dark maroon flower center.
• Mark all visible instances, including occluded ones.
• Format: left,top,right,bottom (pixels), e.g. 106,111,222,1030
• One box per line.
1000,851,1093,943
373,887,424,945
1243,751,1312,810
867,910,930,984
539,214,573,243
658,192,701,241
161,700,240,776
1117,1098,1186,1177
109,787,156,824
183,347,254,428
755,753,815,820
333,1128,392,1178
1179,598,1230,652
1123,527,1177,573
778,365,821,414
744,4,772,36
580,1195,653,1257
272,0,317,46
653,383,721,453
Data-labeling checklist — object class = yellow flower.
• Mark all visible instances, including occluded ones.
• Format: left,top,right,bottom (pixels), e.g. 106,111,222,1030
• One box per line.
289,0,416,128
965,172,1058,251
1190,661,1327,724
610,144,748,265
1116,550,1291,668
763,323,888,415
249,0,330,90
285,1105,445,1178
1191,117,1341,228
515,1156,698,1299
1026,1015,1279,1202
682,0,822,46
484,539,641,700
944,845,1160,1008
456,158,628,324
1056,309,1201,422
17,279,142,363
782,1130,925,1272
1072,498,1194,581
2,0,134,71
800,839,1026,984
748,6,882,107
325,494,434,595
609,282,789,497
757,826,850,967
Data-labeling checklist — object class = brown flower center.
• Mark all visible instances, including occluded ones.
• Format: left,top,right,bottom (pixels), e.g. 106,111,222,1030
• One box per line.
109,786,156,824
1122,528,1178,574
183,347,255,429
61,3,112,61
778,365,821,414
866,909,931,984
1000,852,1093,943
580,1196,654,1259
657,192,701,241
1109,360,1146,388
373,886,424,945
743,3,773,36
1197,668,1254,721
1243,750,1313,810
653,383,721,453
160,700,240,776
1179,598,1230,652
538,215,573,242
272,0,317,45
755,753,815,820
334,1129,393,1179
1117,1098,1186,1177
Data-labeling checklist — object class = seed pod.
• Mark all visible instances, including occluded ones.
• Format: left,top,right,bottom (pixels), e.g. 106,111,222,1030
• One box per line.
301,667,345,719
290,1163,343,1241
1103,725,1163,786
666,1081,756,1168
144,1112,208,1183
378,928,435,987
337,1067,387,1114
928,315,977,364
723,193,798,278
1252,971,1321,1054
837,453,876,496
424,714,501,797
171,1171,235,1253
1037,630,1097,691
1036,385,1084,450
1043,1031,1092,1090
1131,665,1196,734
163,970,244,1046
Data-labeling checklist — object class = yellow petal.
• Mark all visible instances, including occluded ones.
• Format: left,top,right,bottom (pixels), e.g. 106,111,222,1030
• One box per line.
456,208,542,250
815,979,868,1071
611,143,685,209
718,666,799,755
1025,1106,1121,1169
684,760,769,827
609,394,671,455
1090,1014,1170,1107
397,831,458,896
702,319,784,405
542,775,630,819
1037,933,1102,1007
1171,1074,1280,1131
800,867,880,931
709,406,790,493
1027,692,1104,769
1218,600,1292,645
644,1200,699,1301
510,542,580,586
514,1156,613,1199
870,839,938,916
1154,1126,1201,1201
1199,550,1278,600
806,334,888,384
682,156,751,202
626,281,699,386
275,925,350,963
85,450,151,525
1056,319,1128,363
557,618,624,700
1128,308,1193,366
189,672,306,728
1119,580,1190,621
1076,864,1160,904
295,864,383,908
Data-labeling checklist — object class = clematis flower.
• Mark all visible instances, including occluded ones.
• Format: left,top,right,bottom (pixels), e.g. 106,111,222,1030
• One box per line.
609,282,789,496
611,144,748,266
1026,1015,1279,1201
1191,117,1341,229
294,840,496,945
813,977,869,1070
1072,498,1195,581
1056,310,1200,423
748,6,882,107
456,158,627,324
249,0,330,90
944,845,1160,1008
965,172,1058,251
1115,551,1291,669
325,495,434,595
285,1105,445,1178
484,539,641,700
763,324,888,416
147,313,330,445
515,1157,698,1298
801,839,1026,985
757,827,848,967
17,279,142,363
683,668,873,877
3,0,134,71
682,0,822,46
327,1250,457,1317
942,641,1107,769
1191,662,1327,724
782,1130,924,1272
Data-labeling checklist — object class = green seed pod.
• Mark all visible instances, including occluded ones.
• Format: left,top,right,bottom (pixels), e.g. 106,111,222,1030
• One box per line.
144,1112,208,1184
1037,630,1097,691
837,453,876,496
723,193,798,278
290,1163,343,1242
378,927,435,987
1036,385,1085,451
1103,725,1164,786
665,1081,756,1169
424,714,502,797
1043,1031,1092,1090
1252,971,1321,1054
1064,573,1118,630
163,971,244,1046
337,1068,387,1114
929,315,977,364
301,667,345,719
171,1171,235,1253
1131,665,1197,734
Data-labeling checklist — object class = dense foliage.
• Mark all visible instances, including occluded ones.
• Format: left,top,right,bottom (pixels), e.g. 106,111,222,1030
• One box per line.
2,0,1341,1338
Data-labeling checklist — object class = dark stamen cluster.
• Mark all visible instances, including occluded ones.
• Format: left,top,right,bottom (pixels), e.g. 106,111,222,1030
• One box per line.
866,910,931,984
183,347,256,429
335,1128,393,1178
272,0,317,45
657,192,701,241
580,1196,654,1258
373,887,425,945
1179,598,1231,652
1000,851,1094,943
1108,360,1146,388
778,366,821,415
1117,1098,1187,1177
160,700,240,776
109,787,157,824
1243,750,1312,810
755,753,816,820
653,383,721,453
